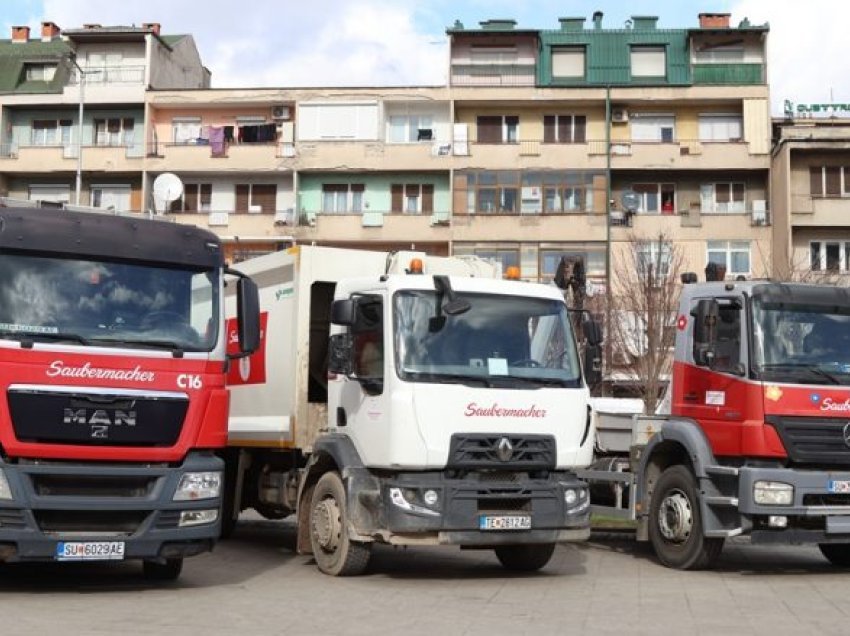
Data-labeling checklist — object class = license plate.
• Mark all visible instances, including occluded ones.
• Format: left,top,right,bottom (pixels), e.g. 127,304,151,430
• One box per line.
55,541,125,561
828,480,850,494
479,515,532,531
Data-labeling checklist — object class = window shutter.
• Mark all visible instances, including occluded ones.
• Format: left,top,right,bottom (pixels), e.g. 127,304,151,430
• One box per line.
235,184,250,212
557,116,571,143
182,184,199,212
543,115,556,143
826,167,841,196
252,184,277,212
574,116,586,143
391,184,403,212
477,116,501,143
422,184,434,213
810,168,823,196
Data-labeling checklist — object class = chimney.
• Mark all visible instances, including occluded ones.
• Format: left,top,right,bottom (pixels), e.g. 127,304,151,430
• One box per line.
592,11,604,30
558,17,585,32
698,13,731,29
632,16,659,30
142,22,161,36
41,21,61,42
11,25,30,43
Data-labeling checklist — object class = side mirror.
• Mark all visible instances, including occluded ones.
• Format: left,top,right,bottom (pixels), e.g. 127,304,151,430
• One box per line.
328,333,353,376
584,344,602,386
584,318,603,347
234,277,260,357
331,299,356,326
692,299,719,367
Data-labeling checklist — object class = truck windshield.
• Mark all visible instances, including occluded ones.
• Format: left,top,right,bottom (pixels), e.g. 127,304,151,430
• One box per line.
752,299,850,385
394,290,581,387
0,252,218,352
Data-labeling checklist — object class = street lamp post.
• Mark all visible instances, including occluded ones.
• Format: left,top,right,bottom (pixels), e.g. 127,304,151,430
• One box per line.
67,54,85,205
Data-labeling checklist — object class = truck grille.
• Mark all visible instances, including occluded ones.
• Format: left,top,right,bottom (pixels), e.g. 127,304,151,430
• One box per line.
7,386,188,447
447,434,556,470
31,474,157,498
767,416,850,465
0,509,27,529
34,510,149,536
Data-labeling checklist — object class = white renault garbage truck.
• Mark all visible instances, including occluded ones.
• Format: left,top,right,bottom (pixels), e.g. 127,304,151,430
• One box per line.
223,245,601,575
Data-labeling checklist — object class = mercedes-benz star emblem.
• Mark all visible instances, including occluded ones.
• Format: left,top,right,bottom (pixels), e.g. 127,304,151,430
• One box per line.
496,437,514,462
843,423,850,449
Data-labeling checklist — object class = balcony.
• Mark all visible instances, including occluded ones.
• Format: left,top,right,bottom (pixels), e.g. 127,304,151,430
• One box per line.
793,197,850,227
591,138,768,170
0,143,143,173
692,64,764,85
451,211,608,243
145,142,285,172
459,140,606,170
297,211,452,245
450,63,536,87
611,206,770,238
291,140,455,171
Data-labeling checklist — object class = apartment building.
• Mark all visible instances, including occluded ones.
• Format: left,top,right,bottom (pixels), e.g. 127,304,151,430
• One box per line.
771,109,850,280
0,21,207,212
0,12,773,281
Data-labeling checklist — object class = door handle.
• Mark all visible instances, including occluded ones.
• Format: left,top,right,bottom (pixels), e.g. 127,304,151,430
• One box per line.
336,407,347,427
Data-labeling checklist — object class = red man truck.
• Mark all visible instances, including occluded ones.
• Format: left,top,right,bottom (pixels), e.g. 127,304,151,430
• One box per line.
587,276,850,569
0,207,258,580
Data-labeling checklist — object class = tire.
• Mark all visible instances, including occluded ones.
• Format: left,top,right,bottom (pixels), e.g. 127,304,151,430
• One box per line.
309,471,371,576
142,558,183,581
819,543,850,566
494,543,556,572
648,465,724,570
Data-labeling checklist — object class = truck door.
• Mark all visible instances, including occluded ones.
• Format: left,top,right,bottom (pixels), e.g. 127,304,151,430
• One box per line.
675,296,753,455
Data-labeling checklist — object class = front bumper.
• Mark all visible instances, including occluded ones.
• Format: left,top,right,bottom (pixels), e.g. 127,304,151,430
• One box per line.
0,451,222,562
359,470,590,546
737,465,850,544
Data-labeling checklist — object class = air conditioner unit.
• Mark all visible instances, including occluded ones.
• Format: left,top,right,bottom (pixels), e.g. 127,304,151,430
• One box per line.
611,108,629,123
272,105,291,120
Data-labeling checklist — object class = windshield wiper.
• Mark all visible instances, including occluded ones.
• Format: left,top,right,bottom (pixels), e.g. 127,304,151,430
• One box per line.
7,331,95,347
758,363,844,385
89,337,186,358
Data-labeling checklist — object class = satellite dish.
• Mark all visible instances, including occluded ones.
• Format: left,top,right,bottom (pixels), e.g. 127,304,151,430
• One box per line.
152,173,184,215
621,190,641,213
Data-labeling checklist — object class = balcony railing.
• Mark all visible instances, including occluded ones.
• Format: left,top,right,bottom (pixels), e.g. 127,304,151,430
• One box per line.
148,140,279,159
450,63,536,87
70,66,146,85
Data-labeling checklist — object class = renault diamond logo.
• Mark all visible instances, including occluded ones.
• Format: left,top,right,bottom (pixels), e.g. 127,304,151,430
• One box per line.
843,423,850,449
496,437,514,462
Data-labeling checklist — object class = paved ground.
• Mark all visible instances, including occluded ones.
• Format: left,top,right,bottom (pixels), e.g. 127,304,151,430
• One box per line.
0,518,848,636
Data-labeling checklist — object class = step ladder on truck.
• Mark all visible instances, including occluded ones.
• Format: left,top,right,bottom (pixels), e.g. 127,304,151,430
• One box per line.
584,273,850,569
222,245,603,575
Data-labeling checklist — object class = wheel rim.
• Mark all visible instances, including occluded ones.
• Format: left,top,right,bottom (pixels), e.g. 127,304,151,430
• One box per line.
657,488,693,544
312,496,342,553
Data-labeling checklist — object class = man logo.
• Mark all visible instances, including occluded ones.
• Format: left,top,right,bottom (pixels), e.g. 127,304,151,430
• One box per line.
63,408,137,439
496,437,514,462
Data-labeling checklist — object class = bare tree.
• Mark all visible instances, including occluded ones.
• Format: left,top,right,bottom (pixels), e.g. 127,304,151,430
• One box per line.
608,232,685,414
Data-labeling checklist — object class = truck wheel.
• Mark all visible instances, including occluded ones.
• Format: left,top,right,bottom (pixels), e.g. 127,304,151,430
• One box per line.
142,558,183,581
494,543,556,572
648,465,723,570
819,543,850,566
309,471,371,576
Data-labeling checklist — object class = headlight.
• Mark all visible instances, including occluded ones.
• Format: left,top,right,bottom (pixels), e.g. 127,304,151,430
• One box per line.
753,480,793,506
389,487,440,517
565,489,578,505
0,470,12,500
173,471,222,501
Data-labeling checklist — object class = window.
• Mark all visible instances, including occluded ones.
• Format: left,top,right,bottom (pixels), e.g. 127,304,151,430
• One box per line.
391,184,434,214
551,47,585,79
810,240,850,272
470,46,518,65
461,170,596,215
25,63,57,81
693,44,745,64
631,46,666,78
31,119,72,146
699,114,743,141
543,186,586,213
321,184,364,213
94,118,134,146
700,183,746,213
388,114,434,143
636,241,672,278
476,115,519,144
707,240,751,276
28,184,71,204
539,250,606,283
631,115,675,142
543,115,586,143
810,166,850,197
91,185,131,212
172,117,202,144
171,183,212,212
297,102,378,141
235,184,277,213
632,183,676,214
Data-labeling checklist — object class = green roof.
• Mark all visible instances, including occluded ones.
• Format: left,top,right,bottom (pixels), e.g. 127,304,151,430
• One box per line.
0,38,71,94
